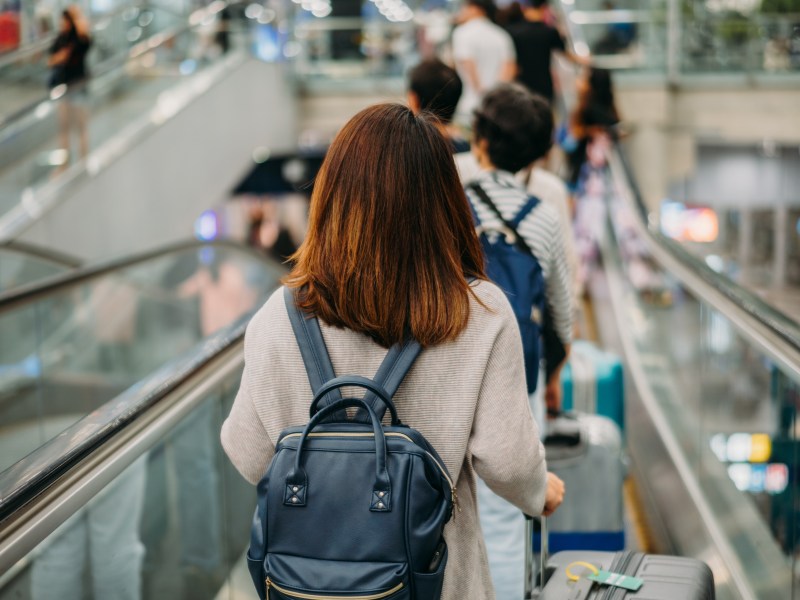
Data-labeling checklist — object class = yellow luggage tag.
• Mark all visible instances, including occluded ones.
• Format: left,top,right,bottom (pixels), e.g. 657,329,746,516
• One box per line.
566,561,644,592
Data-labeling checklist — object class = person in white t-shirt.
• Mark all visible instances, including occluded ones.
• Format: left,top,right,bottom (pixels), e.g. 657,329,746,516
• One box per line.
451,0,516,121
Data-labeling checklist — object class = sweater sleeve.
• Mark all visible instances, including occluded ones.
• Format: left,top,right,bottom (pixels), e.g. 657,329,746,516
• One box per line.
468,298,548,516
220,325,276,485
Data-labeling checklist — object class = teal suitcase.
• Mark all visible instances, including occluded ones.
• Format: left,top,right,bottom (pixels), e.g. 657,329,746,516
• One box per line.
561,341,624,432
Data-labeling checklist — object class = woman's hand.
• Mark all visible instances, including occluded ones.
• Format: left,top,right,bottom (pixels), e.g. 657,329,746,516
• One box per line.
542,472,565,516
544,377,562,417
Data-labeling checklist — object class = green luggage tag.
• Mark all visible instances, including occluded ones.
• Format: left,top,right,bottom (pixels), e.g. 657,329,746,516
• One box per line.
566,561,644,592
587,570,644,591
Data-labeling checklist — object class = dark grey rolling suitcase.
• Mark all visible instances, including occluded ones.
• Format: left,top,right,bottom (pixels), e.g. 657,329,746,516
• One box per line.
525,519,715,599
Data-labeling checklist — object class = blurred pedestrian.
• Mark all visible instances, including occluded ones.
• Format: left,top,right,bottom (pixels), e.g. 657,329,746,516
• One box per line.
48,5,92,161
464,84,573,597
506,0,587,105
407,58,469,152
562,67,620,191
452,0,516,121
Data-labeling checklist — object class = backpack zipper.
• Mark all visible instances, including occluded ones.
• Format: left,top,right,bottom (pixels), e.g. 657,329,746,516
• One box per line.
266,578,404,600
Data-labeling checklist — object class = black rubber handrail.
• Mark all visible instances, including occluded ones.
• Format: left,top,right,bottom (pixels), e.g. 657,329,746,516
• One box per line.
0,239,284,521
0,238,272,313
1,240,82,268
0,319,248,522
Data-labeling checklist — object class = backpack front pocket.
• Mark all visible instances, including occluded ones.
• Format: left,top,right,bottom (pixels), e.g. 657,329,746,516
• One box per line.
265,554,408,600
266,578,406,600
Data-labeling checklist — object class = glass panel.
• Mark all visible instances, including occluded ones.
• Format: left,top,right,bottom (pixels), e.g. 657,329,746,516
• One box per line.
0,5,188,121
561,1,668,73
0,367,253,600
0,247,71,293
0,7,243,218
599,152,799,598
631,137,800,332
0,244,282,474
681,6,800,75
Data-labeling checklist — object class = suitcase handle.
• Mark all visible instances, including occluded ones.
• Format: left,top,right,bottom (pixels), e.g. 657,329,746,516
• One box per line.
524,516,548,599
543,413,582,447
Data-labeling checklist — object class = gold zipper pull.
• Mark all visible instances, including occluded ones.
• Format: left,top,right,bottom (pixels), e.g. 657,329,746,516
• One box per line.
266,577,271,599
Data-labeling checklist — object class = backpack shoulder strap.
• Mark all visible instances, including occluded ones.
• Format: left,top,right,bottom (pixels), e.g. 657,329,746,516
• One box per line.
467,182,535,257
364,338,422,422
510,195,540,229
283,286,347,420
285,286,422,423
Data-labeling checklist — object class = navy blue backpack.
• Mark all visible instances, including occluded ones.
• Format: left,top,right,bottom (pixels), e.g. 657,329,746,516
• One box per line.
247,287,456,600
468,182,546,393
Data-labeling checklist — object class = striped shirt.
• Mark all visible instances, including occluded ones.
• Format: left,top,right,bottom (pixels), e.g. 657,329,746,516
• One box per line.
466,169,574,347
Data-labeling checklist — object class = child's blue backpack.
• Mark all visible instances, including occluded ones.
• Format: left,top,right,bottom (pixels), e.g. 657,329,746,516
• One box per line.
468,182,546,393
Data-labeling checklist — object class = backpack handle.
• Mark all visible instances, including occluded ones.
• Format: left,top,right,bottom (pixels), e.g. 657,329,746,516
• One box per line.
285,397,394,512
310,376,400,425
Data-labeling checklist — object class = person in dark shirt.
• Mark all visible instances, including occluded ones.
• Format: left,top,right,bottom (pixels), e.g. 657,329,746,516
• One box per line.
48,6,92,161
563,67,620,190
505,0,586,104
407,58,470,153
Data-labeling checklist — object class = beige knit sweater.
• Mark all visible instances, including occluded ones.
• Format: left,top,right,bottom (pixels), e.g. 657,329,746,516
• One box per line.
221,281,548,599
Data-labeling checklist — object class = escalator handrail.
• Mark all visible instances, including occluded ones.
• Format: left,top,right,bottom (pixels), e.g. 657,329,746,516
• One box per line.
0,1,227,134
0,237,284,523
0,240,82,268
0,2,186,72
0,327,247,576
613,145,800,356
0,238,271,313
0,315,247,523
554,0,800,366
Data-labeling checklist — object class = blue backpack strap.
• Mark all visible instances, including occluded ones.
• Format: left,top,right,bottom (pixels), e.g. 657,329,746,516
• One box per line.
510,195,540,229
468,182,535,257
283,286,347,421
363,338,422,422
285,286,422,423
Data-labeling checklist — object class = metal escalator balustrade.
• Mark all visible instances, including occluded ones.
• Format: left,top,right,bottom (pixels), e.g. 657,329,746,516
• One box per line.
591,139,800,600
0,335,251,599
557,5,800,597
0,3,189,126
0,0,245,242
0,239,283,484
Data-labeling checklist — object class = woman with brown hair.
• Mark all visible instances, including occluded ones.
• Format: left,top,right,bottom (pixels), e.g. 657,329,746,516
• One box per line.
221,103,563,599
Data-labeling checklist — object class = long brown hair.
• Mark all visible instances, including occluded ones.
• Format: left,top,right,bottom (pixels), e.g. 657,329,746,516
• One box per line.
285,103,485,348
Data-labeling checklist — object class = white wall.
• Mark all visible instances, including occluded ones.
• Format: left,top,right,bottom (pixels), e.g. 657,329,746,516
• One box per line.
616,83,800,210
18,59,298,261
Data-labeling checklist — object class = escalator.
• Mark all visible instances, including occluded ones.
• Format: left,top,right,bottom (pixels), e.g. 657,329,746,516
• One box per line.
0,238,284,599
0,238,283,488
0,2,297,261
574,143,800,600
